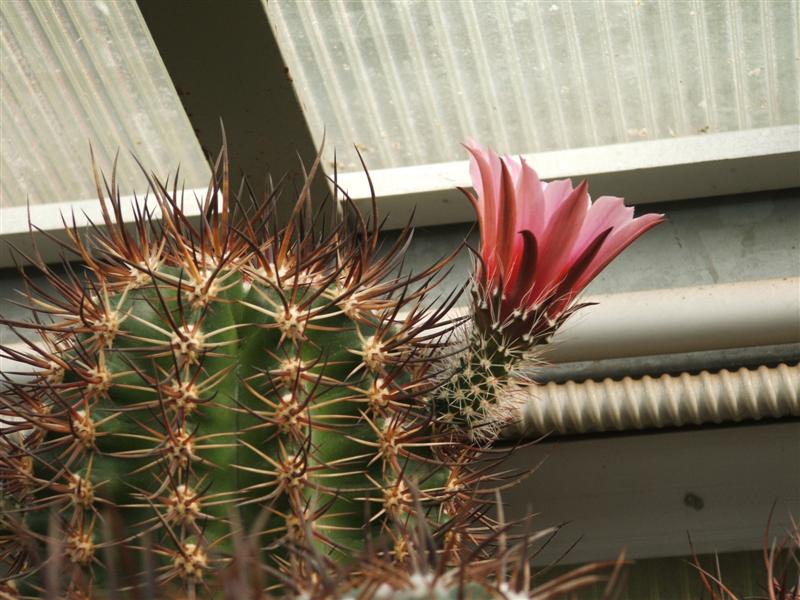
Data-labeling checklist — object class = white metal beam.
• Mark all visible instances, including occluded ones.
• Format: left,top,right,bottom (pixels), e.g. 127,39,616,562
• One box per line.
3,277,797,370
337,126,800,229
0,190,208,268
440,278,800,365
3,126,797,266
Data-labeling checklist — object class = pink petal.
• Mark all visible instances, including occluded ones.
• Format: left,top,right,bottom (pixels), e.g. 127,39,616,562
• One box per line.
468,149,485,203
502,154,522,180
465,144,503,254
549,227,612,316
574,213,666,292
532,180,590,301
506,229,538,312
515,157,547,240
570,195,634,262
542,178,575,224
496,160,518,277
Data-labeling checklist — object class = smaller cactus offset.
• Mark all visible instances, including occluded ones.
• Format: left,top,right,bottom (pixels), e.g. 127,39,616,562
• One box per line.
0,140,662,598
434,144,663,438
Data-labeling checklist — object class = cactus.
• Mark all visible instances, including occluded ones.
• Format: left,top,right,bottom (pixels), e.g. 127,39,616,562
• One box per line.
0,141,661,598
0,149,494,597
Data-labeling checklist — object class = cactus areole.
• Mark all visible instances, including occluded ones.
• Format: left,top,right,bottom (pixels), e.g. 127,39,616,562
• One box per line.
0,142,662,598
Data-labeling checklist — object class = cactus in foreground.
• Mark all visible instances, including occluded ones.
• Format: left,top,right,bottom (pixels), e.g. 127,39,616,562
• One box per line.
0,142,662,598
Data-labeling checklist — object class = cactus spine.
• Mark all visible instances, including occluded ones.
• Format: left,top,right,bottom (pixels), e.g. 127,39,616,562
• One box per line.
0,149,520,597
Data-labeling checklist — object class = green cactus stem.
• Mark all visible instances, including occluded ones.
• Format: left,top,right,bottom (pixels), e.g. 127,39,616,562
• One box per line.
0,147,519,597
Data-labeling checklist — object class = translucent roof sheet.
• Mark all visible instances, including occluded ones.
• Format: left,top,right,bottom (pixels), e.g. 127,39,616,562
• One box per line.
267,0,800,172
1,0,210,208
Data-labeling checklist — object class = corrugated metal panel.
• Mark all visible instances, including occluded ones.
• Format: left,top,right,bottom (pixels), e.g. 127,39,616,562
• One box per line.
0,0,209,208
266,0,800,171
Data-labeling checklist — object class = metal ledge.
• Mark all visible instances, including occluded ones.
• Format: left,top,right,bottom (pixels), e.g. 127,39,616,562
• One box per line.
5,127,798,268
0,190,208,268
337,126,800,229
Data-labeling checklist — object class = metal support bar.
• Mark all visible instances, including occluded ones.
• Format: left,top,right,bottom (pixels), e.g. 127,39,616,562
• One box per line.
137,0,327,217
336,126,800,229
546,278,800,363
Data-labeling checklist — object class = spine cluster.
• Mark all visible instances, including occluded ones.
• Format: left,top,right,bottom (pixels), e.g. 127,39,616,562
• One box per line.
0,150,529,598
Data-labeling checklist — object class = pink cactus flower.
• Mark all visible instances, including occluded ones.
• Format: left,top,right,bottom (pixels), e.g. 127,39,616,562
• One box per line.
462,142,665,346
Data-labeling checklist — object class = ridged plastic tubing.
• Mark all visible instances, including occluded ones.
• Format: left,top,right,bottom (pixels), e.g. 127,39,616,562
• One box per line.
512,363,800,436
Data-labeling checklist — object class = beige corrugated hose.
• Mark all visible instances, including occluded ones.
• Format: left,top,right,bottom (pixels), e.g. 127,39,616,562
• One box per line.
512,363,800,436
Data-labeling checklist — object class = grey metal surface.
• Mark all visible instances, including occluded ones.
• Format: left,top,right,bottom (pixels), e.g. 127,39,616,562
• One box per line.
537,342,800,383
501,420,800,563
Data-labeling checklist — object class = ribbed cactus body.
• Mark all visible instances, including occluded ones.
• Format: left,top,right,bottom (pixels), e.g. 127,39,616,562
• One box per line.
36,265,441,569
0,154,487,596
